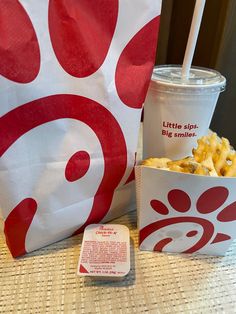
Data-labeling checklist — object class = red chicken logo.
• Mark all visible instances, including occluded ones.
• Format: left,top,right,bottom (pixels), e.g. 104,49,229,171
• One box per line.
140,187,236,253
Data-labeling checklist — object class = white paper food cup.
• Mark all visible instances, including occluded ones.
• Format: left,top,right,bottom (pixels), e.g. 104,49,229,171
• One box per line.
143,65,226,159
135,166,236,256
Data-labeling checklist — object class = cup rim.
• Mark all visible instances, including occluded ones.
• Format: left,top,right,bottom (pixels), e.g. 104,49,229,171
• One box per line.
150,65,226,95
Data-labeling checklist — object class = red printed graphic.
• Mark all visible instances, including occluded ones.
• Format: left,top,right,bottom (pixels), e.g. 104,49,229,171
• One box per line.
197,187,228,214
150,199,169,215
186,230,198,237
154,238,172,252
0,0,40,83
168,189,191,212
115,16,160,108
1,95,127,255
65,151,90,182
49,0,118,77
4,198,37,257
161,121,199,139
140,216,215,254
211,233,231,244
79,264,89,274
81,239,127,264
140,186,236,253
217,201,236,222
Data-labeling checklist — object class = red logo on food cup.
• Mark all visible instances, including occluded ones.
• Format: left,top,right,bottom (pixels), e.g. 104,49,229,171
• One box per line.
140,187,236,253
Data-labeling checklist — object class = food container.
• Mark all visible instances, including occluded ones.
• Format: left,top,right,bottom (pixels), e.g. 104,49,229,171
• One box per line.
135,166,236,256
78,224,130,279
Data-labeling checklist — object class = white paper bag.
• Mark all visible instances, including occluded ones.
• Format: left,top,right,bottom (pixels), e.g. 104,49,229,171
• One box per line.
0,0,162,257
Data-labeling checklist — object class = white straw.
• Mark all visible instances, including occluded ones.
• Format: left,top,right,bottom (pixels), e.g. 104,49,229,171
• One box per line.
181,0,206,80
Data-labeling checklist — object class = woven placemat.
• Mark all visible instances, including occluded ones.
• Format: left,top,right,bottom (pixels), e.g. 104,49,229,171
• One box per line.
1,210,236,314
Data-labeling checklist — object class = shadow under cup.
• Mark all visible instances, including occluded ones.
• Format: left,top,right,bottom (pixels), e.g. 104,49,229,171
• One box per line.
143,65,226,160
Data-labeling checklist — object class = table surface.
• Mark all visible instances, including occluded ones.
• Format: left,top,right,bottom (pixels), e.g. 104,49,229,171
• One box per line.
1,210,236,314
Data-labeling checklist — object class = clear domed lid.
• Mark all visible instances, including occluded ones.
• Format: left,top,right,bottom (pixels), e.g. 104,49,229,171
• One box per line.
151,65,226,94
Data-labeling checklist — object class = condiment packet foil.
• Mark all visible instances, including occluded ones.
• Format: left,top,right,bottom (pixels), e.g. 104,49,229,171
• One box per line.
78,224,130,279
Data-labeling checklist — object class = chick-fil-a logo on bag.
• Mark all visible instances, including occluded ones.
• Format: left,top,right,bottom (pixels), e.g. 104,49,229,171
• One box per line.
140,187,236,253
0,0,161,257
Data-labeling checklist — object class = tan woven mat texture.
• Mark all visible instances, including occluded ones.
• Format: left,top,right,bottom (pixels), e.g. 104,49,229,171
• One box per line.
1,210,236,314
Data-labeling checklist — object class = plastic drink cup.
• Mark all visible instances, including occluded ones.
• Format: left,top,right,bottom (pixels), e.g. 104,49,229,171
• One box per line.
143,65,226,159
